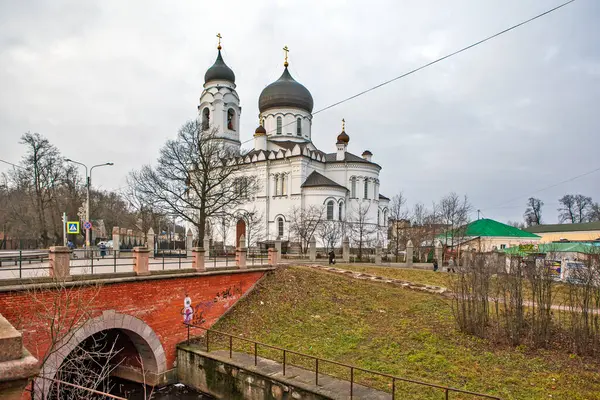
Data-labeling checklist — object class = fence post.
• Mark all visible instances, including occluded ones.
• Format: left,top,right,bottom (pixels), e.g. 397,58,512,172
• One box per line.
283,350,286,375
315,358,319,385
236,234,247,269
275,238,282,264
49,246,71,279
350,367,354,399
254,343,257,366
268,248,278,267
406,240,414,267
192,247,206,271
309,236,316,262
343,236,350,263
133,247,151,276
19,250,22,279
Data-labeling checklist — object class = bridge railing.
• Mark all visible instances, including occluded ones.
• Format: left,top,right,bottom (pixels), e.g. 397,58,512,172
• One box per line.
0,250,50,279
69,249,136,275
184,323,502,400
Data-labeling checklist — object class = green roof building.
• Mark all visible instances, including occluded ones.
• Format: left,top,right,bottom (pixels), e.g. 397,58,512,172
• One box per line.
438,218,541,252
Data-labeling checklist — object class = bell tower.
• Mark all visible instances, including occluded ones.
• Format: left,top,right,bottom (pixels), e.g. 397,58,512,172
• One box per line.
198,33,241,153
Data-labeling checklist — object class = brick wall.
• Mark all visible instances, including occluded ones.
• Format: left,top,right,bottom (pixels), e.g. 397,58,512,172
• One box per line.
0,271,266,369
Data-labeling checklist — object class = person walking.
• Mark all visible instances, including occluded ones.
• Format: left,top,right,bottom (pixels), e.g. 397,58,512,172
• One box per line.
448,257,455,273
328,250,336,265
433,258,439,272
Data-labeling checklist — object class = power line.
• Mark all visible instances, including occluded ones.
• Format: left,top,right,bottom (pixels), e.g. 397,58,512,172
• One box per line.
483,165,600,211
239,0,575,145
0,159,25,170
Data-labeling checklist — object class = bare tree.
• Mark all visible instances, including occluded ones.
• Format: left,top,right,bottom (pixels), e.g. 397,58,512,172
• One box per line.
349,202,377,260
288,205,324,254
8,132,77,247
128,121,258,244
438,192,472,262
558,194,593,223
388,192,408,262
238,206,266,248
507,220,526,229
318,220,343,253
589,203,600,222
524,197,543,227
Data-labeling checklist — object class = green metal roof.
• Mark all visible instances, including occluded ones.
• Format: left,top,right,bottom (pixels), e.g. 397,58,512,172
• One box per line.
439,219,540,239
501,242,599,256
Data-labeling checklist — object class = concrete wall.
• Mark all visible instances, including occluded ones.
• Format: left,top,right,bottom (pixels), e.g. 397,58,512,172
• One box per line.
177,347,329,400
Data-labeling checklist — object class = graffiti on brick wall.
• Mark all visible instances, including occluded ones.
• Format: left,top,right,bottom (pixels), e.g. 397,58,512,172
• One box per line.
182,283,244,325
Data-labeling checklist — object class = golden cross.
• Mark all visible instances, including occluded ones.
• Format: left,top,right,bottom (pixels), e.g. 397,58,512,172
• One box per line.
217,33,222,49
283,45,289,67
342,118,345,131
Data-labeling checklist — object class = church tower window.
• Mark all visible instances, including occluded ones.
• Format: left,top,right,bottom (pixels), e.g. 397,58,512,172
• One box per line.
296,118,302,135
350,178,356,198
277,117,282,134
202,108,210,130
326,201,334,220
364,180,369,199
274,175,279,196
338,202,344,221
277,217,284,238
227,109,235,130
281,175,287,196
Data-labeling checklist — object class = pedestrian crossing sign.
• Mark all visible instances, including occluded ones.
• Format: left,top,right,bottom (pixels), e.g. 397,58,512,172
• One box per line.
67,221,80,234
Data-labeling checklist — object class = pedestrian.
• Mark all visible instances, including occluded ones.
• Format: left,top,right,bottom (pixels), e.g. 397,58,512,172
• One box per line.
99,242,107,258
328,250,336,265
448,257,455,273
433,258,438,272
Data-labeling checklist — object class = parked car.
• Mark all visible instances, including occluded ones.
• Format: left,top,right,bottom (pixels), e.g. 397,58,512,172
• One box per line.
97,240,114,249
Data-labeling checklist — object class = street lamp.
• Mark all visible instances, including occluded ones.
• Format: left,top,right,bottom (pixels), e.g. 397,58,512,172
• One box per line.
64,159,114,247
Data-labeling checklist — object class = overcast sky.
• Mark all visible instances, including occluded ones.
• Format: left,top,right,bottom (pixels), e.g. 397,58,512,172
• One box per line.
1,0,598,224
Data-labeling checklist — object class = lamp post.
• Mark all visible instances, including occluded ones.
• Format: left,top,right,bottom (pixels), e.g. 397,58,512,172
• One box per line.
65,159,114,247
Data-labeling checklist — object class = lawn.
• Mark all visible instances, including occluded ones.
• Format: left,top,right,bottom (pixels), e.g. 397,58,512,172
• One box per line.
210,266,600,399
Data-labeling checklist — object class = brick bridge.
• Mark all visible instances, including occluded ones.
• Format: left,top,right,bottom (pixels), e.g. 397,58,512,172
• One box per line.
0,245,277,399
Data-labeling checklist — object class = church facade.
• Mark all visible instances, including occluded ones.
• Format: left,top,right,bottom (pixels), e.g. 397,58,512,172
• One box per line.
197,43,389,249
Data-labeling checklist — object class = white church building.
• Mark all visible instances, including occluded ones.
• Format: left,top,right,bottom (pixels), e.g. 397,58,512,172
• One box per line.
197,42,389,250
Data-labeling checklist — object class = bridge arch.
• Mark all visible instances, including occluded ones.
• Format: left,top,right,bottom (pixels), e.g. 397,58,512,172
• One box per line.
37,310,167,398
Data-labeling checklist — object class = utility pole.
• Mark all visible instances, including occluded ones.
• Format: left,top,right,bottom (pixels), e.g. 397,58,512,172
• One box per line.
477,209,480,220
62,212,67,246
64,159,114,247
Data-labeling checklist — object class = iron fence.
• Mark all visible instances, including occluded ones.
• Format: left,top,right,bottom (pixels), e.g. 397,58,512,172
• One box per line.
69,249,135,275
0,250,50,279
185,323,501,400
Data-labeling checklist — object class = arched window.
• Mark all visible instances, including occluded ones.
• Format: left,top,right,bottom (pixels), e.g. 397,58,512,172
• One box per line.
281,175,287,196
277,217,284,238
350,178,356,198
277,116,282,134
202,108,210,130
338,202,343,221
227,109,235,130
383,210,387,226
327,201,334,220
274,175,279,196
364,179,369,199
296,118,302,135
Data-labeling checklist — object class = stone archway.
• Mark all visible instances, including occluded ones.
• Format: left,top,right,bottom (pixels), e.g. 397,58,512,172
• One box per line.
36,310,167,399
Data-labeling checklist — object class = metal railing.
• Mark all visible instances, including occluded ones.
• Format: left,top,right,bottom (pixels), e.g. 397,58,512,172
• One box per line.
149,249,191,270
185,323,501,400
70,249,135,275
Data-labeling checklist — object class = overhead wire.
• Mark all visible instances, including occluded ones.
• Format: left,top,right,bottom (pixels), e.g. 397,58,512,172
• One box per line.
482,165,600,211
238,0,575,145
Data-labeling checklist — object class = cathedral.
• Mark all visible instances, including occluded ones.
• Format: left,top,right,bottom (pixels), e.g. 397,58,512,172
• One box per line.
198,40,389,249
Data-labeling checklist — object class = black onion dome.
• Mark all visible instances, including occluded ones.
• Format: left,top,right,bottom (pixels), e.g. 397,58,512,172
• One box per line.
204,50,235,83
258,67,313,113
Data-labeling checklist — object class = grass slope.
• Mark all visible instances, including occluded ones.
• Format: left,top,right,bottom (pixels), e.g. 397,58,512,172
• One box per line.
212,266,599,399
